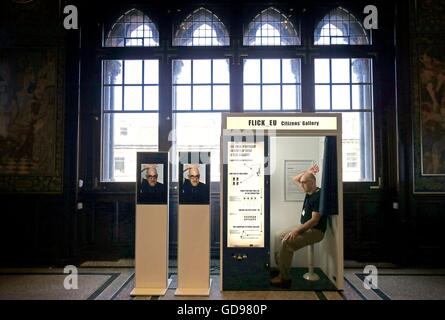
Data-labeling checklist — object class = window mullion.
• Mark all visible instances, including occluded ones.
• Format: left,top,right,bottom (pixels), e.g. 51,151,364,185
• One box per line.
280,59,283,110
329,59,333,111
122,61,125,111
191,60,194,111
301,57,313,112
211,60,214,111
260,59,263,111
231,57,243,113
159,57,171,152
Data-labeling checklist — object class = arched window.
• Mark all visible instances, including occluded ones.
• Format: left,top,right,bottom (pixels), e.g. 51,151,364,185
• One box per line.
104,8,159,47
172,8,230,181
101,8,160,181
102,59,160,182
173,7,229,46
243,7,300,46
242,8,301,111
313,7,374,181
171,58,230,181
314,7,370,45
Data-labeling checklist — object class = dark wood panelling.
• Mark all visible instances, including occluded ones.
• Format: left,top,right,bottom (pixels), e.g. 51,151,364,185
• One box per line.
169,191,179,256
344,193,396,262
77,195,134,260
211,194,221,257
76,189,221,260
0,196,70,266
414,200,443,245
407,196,445,265
115,201,136,244
91,201,115,247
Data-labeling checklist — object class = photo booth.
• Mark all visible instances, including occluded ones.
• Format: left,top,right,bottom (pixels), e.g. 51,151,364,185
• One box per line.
220,113,344,291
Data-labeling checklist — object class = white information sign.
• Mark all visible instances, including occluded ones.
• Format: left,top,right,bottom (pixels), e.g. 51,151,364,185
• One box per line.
227,141,264,248
226,116,337,131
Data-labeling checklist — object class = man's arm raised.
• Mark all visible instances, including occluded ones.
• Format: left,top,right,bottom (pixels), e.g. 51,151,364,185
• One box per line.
292,164,319,190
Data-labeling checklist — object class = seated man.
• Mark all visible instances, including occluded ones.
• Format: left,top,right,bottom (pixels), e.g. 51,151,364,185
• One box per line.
270,164,327,288
139,166,166,203
182,166,209,204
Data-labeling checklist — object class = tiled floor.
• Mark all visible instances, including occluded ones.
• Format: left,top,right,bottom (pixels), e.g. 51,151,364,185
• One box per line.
343,268,445,300
0,264,444,300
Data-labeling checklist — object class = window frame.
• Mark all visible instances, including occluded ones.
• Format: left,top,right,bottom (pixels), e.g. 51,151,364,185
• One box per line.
243,6,301,46
102,7,162,48
166,6,233,186
85,2,385,192
172,58,231,112
313,6,372,46
100,58,161,183
308,4,383,190
172,7,230,47
242,57,303,111
92,7,165,190
170,56,231,183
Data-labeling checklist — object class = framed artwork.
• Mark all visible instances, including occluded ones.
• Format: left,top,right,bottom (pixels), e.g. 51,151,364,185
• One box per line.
412,44,445,193
0,48,64,193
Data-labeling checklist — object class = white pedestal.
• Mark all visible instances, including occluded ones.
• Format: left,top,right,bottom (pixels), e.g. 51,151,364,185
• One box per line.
175,205,211,296
175,279,212,296
131,204,170,296
303,244,320,281
131,279,172,296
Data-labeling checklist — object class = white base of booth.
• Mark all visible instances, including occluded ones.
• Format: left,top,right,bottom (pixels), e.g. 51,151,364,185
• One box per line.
175,279,212,296
131,279,172,296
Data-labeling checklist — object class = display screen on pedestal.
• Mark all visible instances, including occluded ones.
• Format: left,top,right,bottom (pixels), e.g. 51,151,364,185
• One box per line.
227,140,265,248
136,153,168,204
179,152,210,205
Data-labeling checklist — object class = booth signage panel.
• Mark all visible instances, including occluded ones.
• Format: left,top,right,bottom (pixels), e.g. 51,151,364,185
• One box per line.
226,116,337,131
227,140,265,248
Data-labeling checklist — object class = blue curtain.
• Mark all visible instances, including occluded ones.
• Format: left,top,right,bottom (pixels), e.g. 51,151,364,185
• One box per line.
320,136,338,216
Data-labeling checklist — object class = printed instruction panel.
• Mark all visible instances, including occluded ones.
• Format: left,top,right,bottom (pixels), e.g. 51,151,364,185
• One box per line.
227,140,264,247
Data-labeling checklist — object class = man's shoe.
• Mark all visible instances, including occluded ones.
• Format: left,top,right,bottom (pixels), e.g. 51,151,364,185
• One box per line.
270,276,292,289
269,268,279,278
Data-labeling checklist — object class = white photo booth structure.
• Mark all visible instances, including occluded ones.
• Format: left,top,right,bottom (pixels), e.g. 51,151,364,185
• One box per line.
175,152,211,296
131,152,171,296
220,113,344,291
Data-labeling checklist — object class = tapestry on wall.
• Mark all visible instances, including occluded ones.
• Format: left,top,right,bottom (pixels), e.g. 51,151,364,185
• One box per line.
414,0,445,33
0,48,63,193
413,45,445,193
